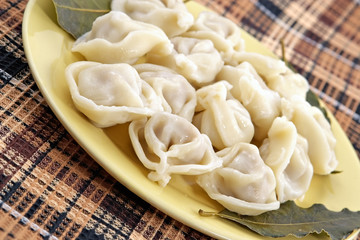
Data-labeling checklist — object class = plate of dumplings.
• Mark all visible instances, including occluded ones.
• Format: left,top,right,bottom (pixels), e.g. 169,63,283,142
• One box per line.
23,0,360,239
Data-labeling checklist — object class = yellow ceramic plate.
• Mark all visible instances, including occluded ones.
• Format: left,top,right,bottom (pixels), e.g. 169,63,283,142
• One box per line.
22,0,360,239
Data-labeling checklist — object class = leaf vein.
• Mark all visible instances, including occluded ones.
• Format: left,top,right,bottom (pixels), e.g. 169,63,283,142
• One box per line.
54,3,109,13
234,216,357,227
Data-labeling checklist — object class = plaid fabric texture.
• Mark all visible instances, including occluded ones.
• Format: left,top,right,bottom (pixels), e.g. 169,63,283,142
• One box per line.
0,0,359,239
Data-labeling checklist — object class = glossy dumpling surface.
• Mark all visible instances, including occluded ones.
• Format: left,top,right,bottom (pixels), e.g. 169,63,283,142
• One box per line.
267,69,309,100
182,11,245,64
232,52,287,77
259,116,313,202
193,81,254,150
217,62,281,142
129,112,222,187
281,97,337,174
65,61,162,127
111,0,194,37
232,52,309,99
72,11,173,64
197,143,280,216
147,36,224,88
134,64,197,122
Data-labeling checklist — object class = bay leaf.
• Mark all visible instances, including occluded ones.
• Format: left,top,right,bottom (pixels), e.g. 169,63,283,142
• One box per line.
199,201,360,239
52,0,111,39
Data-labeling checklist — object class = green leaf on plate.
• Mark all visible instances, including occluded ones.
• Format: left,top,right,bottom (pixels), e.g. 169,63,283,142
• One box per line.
52,0,111,39
199,201,360,240
330,170,343,174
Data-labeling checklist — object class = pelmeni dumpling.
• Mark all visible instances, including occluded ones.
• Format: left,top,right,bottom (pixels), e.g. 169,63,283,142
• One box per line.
232,52,309,99
216,62,281,142
192,81,254,150
182,11,245,64
259,117,313,203
72,11,173,64
129,112,222,187
267,69,309,100
197,143,280,216
146,36,224,88
111,0,194,37
134,64,197,122
65,61,162,127
232,52,288,77
281,97,337,175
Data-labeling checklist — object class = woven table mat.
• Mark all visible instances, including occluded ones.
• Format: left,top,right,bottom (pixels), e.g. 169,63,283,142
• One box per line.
0,0,359,239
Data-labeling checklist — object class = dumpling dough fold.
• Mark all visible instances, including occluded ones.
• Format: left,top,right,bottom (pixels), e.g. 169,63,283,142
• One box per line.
111,0,194,37
197,143,280,216
129,112,222,187
232,52,309,99
193,81,254,150
267,69,309,100
216,62,281,142
182,11,245,64
281,97,337,175
259,116,313,202
134,64,196,122
65,61,162,127
147,36,224,88
72,11,173,64
232,52,287,77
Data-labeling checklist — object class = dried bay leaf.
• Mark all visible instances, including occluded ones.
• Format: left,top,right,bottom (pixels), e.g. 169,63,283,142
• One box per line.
199,201,360,239
52,0,111,39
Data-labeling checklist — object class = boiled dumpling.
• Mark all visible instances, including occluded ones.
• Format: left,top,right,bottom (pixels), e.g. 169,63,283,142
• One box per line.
232,52,309,99
259,116,313,202
232,52,287,77
216,62,281,142
182,11,245,64
192,81,254,150
281,97,337,175
146,36,224,88
65,61,162,127
111,0,194,37
129,112,222,187
267,69,309,100
197,143,280,216
72,11,173,64
134,63,197,122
